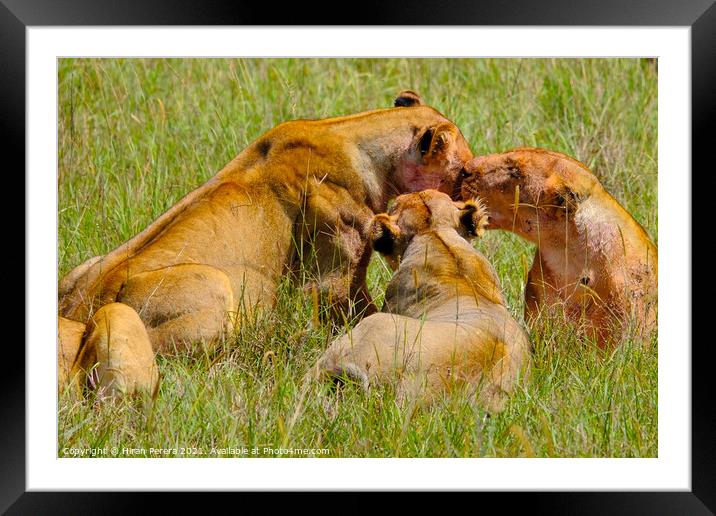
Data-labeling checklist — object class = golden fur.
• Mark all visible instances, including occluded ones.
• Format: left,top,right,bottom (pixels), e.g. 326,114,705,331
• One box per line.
316,190,531,413
58,92,473,396
462,147,657,346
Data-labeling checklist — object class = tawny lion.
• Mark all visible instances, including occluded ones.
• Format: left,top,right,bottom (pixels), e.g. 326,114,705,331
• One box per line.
316,190,531,413
461,147,657,346
58,91,473,397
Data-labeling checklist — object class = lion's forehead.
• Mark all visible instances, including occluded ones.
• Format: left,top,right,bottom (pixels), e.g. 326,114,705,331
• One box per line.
390,191,458,231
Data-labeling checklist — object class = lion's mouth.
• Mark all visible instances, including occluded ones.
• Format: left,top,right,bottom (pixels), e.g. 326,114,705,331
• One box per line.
450,175,464,201
461,181,480,201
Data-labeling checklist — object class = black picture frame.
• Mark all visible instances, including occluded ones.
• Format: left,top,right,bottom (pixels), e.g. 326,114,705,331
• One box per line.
5,0,712,512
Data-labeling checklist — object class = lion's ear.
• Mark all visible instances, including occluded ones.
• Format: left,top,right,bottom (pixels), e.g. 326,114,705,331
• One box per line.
371,214,401,255
417,122,458,163
457,199,489,238
394,90,424,107
543,175,581,219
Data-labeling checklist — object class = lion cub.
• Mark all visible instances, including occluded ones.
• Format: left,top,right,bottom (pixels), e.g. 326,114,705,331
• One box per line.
317,190,531,413
461,147,658,347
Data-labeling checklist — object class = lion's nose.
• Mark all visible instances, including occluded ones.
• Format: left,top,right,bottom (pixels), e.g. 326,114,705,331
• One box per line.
464,156,486,176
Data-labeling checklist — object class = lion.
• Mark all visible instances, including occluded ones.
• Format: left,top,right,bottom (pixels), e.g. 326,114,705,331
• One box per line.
461,147,658,347
316,190,531,413
57,91,473,396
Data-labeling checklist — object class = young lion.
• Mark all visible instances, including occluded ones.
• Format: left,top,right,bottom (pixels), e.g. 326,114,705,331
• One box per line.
58,91,473,396
317,190,531,413
461,147,657,347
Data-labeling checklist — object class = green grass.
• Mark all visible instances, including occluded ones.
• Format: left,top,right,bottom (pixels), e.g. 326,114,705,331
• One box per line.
57,58,658,458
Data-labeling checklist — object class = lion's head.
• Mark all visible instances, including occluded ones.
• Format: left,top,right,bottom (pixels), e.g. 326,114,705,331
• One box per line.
369,189,488,270
460,147,597,239
391,91,473,200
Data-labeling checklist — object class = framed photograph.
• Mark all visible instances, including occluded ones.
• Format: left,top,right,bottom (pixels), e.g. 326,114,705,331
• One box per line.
7,0,712,512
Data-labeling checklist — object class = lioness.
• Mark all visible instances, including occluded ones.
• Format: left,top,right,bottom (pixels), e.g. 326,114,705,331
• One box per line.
58,91,473,396
316,190,531,413
461,147,657,346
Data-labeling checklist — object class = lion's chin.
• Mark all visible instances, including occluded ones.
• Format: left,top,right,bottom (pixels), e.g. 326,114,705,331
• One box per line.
484,213,509,231
460,182,482,202
450,177,464,201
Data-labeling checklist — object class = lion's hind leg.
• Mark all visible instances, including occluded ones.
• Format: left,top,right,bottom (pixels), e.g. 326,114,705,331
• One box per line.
116,264,235,355
58,316,86,392
72,302,159,398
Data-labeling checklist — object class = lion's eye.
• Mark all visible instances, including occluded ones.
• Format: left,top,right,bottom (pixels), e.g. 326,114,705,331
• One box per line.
460,168,471,178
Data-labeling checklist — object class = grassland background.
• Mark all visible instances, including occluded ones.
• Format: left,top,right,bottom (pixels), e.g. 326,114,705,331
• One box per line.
58,58,658,458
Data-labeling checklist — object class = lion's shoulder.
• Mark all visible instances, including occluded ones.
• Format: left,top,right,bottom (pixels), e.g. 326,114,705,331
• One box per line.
384,230,504,316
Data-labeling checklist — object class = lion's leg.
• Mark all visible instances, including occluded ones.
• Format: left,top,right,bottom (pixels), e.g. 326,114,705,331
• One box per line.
58,316,86,391
580,307,619,348
319,314,449,395
301,240,374,325
300,186,377,324
405,338,514,414
524,250,562,324
73,302,159,397
116,264,235,355
475,342,514,414
394,365,509,414
306,264,375,326
524,251,544,323
346,238,378,318
317,313,414,388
